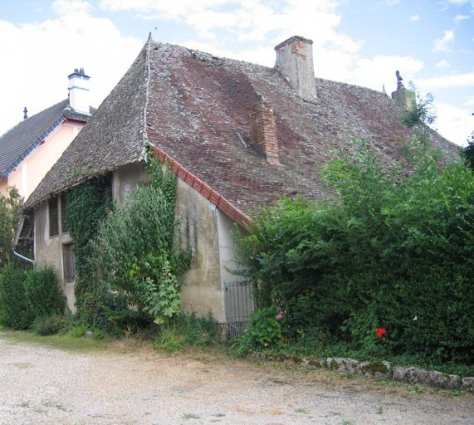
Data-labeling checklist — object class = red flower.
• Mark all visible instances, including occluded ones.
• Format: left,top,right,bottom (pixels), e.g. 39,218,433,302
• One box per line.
375,328,387,339
275,314,283,321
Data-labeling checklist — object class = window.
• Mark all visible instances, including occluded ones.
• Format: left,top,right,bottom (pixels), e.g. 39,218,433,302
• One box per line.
61,193,68,233
62,244,76,283
49,197,59,237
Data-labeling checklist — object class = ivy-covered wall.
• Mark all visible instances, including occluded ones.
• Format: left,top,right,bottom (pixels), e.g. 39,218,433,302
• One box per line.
32,159,248,323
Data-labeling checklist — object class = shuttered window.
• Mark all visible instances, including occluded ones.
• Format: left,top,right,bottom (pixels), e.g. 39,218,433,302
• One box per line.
62,244,76,283
61,193,68,233
49,197,59,237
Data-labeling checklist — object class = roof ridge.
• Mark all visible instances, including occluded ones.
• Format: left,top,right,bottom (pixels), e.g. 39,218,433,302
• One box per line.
142,34,152,155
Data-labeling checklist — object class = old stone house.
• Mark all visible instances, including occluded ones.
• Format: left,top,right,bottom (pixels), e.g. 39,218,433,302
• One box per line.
24,36,458,331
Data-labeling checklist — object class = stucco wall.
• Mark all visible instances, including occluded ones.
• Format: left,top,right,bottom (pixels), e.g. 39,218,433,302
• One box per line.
175,179,225,322
33,162,243,322
112,162,147,204
8,122,84,200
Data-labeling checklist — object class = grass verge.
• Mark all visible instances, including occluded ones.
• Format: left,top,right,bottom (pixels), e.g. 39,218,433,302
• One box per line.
0,327,109,353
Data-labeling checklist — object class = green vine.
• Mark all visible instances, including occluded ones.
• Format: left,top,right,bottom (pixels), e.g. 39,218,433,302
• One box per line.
65,175,112,302
65,154,192,332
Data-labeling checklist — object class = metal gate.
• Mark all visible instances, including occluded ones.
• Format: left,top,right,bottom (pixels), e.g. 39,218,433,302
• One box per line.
224,280,256,339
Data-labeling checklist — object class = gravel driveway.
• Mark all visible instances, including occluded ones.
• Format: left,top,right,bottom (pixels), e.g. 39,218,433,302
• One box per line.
0,331,472,425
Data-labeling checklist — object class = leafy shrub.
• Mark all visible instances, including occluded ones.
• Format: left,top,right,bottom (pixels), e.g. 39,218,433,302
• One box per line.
24,265,65,318
154,328,185,352
0,187,23,269
89,158,191,328
32,316,67,336
0,264,33,329
233,307,283,357
69,324,88,338
153,313,219,352
65,175,112,301
236,140,474,364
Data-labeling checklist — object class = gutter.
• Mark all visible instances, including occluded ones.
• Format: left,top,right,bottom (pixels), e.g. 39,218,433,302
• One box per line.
12,249,35,265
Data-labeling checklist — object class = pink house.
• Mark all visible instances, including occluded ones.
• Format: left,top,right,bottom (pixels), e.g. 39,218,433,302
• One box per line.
0,69,93,200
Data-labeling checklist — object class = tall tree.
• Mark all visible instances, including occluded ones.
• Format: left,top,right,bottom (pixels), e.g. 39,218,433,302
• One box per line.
0,187,23,269
463,131,474,172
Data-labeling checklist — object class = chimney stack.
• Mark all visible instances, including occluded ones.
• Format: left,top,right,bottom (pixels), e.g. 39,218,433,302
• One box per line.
68,68,91,115
391,70,415,110
275,36,316,101
249,97,280,165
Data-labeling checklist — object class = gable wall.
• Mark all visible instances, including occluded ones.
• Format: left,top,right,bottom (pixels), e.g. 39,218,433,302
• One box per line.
7,122,84,200
175,178,225,322
33,162,231,321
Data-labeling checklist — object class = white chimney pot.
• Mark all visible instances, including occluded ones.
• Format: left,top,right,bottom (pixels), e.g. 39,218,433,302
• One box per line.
68,68,91,115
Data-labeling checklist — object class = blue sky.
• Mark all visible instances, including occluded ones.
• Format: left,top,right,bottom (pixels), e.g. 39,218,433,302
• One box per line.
1,0,473,145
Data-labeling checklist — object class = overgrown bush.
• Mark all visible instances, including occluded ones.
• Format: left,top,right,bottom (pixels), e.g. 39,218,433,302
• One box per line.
32,315,67,336
85,156,191,330
236,139,474,364
0,187,23,269
233,306,283,357
24,265,65,318
65,175,112,301
153,312,219,352
0,264,33,329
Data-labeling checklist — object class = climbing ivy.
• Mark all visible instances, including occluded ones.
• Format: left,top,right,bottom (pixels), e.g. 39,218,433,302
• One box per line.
90,155,192,327
65,154,191,332
65,175,112,302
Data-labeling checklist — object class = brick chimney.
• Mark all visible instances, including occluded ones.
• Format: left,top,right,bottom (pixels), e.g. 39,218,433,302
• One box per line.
249,98,280,165
68,68,91,115
275,36,316,101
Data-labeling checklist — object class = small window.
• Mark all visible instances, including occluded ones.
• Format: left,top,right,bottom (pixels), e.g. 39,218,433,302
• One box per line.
49,197,59,237
63,244,76,283
61,193,68,233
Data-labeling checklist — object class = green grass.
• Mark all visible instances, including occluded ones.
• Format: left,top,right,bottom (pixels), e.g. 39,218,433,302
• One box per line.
0,327,109,353
182,413,200,420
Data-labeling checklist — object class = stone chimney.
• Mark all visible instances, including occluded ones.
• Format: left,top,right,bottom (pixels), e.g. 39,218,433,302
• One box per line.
274,36,316,101
68,68,91,115
391,70,415,110
249,98,280,165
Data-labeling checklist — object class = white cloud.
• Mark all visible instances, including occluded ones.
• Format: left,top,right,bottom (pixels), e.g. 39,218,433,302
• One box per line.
0,0,142,135
348,55,424,94
52,0,92,14
411,14,420,21
420,72,474,90
100,0,363,55
433,30,455,53
446,0,468,5
436,103,473,146
436,59,450,69
454,14,470,23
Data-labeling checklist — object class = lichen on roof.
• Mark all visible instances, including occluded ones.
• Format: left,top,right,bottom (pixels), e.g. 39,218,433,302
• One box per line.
25,38,459,212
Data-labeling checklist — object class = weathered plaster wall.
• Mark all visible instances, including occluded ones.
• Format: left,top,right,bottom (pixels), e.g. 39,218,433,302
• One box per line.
175,178,225,322
34,200,75,311
33,161,241,322
112,162,147,204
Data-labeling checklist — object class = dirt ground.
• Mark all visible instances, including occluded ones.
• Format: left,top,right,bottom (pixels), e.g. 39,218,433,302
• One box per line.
0,331,472,425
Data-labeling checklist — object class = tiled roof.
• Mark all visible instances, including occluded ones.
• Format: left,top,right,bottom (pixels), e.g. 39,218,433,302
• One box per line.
25,38,460,214
0,99,92,178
